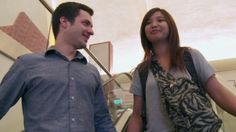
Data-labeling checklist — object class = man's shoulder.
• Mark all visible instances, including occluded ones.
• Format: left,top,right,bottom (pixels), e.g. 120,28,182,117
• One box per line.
17,53,45,63
86,62,99,71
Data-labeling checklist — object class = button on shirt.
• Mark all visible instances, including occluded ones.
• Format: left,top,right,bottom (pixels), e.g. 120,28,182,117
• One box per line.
0,49,116,132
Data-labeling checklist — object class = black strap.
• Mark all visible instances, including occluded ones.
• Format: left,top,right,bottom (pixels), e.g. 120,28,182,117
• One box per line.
183,51,204,91
139,69,148,103
139,68,148,130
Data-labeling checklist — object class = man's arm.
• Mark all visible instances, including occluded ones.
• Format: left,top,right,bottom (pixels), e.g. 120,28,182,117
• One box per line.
0,58,26,119
94,81,116,132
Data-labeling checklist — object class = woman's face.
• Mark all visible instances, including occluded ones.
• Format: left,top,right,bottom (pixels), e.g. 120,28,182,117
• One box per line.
144,11,169,44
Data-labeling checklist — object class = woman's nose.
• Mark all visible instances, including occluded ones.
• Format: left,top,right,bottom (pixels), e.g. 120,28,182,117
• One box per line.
151,21,158,28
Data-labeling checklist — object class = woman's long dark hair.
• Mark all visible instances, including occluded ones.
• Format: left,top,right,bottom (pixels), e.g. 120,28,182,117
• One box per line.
138,8,187,73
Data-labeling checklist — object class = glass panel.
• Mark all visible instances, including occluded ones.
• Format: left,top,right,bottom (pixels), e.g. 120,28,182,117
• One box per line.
101,72,133,130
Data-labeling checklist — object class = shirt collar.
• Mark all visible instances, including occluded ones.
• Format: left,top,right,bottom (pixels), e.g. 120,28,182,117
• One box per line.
45,47,87,64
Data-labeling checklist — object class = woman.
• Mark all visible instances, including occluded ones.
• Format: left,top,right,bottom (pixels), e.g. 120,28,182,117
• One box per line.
127,7,236,132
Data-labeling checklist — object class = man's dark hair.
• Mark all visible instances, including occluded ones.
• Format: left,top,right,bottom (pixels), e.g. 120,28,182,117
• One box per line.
52,2,93,38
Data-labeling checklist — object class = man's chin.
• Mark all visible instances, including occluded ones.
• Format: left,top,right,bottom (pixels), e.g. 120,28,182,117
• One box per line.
80,43,87,49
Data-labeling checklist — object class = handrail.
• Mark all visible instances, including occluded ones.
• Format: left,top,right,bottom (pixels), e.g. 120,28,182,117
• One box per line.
0,50,16,61
103,72,132,90
114,108,132,132
38,0,121,87
39,0,53,13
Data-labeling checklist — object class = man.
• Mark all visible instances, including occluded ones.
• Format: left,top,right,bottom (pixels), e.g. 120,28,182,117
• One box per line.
0,2,116,132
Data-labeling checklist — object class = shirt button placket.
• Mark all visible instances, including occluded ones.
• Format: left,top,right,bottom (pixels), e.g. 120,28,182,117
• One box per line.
69,75,77,129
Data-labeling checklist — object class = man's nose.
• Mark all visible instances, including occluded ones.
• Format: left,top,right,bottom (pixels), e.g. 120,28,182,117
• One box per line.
88,28,94,35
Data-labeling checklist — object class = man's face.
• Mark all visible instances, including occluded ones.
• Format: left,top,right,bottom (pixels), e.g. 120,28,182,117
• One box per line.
65,10,94,49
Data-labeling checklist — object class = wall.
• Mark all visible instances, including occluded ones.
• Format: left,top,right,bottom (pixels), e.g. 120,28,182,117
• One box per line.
0,0,49,37
0,31,30,132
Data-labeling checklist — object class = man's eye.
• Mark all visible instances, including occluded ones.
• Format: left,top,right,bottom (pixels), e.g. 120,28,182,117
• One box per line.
83,21,90,26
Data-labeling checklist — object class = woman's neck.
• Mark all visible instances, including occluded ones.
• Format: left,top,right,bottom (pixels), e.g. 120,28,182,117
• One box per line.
153,42,170,57
152,42,171,71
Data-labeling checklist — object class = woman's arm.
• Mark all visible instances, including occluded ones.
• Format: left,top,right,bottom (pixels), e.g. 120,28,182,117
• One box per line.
127,95,144,132
206,75,236,116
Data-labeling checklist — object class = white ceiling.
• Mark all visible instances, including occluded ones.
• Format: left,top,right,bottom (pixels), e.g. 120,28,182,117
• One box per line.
52,0,236,72
1,0,236,73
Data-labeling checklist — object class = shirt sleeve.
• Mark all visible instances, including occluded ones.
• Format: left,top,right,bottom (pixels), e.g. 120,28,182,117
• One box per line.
0,57,27,119
129,68,143,96
189,48,215,86
94,72,116,132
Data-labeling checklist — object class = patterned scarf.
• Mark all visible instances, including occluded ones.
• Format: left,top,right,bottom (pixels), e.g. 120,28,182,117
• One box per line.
151,61,222,132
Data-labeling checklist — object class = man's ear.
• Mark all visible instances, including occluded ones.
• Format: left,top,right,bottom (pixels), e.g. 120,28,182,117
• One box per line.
59,16,68,28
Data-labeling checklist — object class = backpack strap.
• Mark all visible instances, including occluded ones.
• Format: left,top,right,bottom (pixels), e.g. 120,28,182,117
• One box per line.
139,69,148,102
183,50,204,91
139,68,148,130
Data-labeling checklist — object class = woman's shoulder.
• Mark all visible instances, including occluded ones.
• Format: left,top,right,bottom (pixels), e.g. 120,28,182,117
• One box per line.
188,47,201,54
181,47,204,59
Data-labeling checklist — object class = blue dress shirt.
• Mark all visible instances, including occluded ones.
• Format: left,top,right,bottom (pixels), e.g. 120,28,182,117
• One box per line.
0,49,116,132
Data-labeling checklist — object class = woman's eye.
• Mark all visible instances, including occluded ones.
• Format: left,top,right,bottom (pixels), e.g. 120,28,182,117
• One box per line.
146,21,152,25
158,19,166,22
